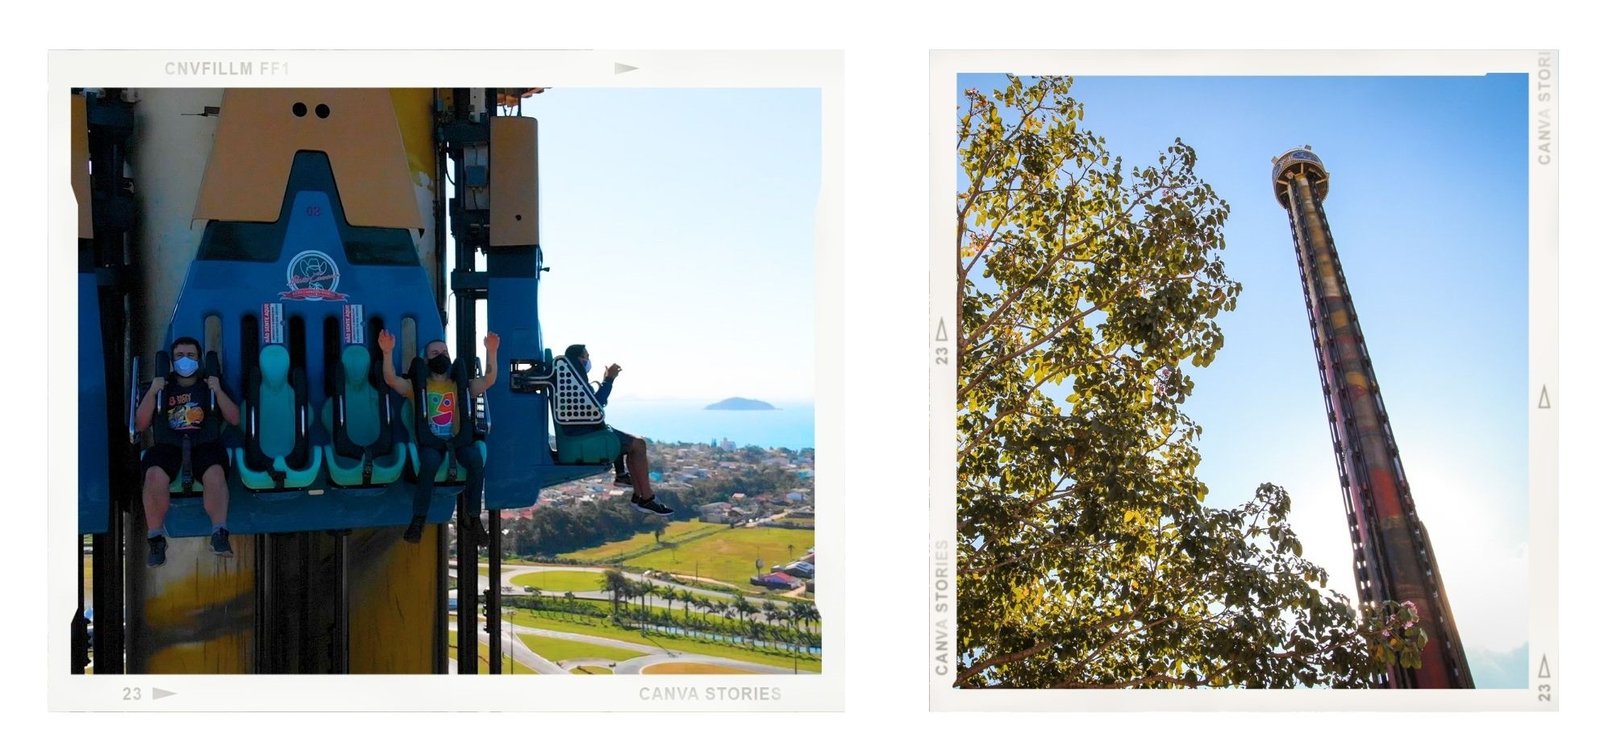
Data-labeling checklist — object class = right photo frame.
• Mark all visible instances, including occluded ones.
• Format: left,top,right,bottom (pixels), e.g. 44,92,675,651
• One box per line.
929,51,1557,710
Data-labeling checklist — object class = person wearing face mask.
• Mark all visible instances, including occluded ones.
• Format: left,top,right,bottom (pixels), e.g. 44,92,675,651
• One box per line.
378,330,500,544
133,336,242,567
562,344,672,516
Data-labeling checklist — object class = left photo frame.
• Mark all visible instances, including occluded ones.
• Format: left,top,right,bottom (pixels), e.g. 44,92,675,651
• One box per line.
52,50,844,711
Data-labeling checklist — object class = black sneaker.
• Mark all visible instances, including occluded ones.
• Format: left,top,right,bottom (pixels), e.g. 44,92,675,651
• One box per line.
146,535,168,568
210,529,234,558
402,516,425,543
613,472,633,488
631,495,674,516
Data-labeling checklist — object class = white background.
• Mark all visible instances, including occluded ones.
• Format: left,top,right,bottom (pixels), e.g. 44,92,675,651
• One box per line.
7,0,1596,748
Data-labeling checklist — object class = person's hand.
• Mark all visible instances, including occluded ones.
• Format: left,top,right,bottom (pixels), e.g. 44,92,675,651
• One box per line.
604,363,622,381
378,329,396,353
206,375,222,392
149,376,166,395
484,332,500,352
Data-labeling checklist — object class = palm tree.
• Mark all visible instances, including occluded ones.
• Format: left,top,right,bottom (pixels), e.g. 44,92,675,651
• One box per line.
639,581,658,630
733,594,756,645
661,587,678,627
705,599,727,643
779,603,800,652
602,570,628,617
760,600,779,638
681,591,697,626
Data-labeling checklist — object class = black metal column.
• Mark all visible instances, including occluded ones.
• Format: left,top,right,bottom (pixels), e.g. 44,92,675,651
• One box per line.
331,531,349,674
487,509,503,673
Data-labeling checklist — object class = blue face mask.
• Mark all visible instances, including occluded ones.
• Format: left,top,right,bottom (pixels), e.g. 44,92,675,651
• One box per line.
174,356,199,377
582,358,592,375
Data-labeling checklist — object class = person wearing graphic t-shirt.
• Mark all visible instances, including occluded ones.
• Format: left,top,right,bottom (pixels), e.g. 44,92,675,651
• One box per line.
378,330,499,545
133,336,242,567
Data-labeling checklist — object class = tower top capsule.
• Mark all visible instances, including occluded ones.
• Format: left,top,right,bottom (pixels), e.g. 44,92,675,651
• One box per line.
1271,146,1329,208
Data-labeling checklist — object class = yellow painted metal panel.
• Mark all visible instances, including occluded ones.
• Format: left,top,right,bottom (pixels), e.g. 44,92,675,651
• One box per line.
349,527,439,674
195,89,423,229
72,95,92,239
490,117,540,247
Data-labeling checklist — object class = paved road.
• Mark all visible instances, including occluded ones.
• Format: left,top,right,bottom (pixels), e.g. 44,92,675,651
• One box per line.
503,621,806,675
449,622,564,674
451,562,803,618
611,653,798,675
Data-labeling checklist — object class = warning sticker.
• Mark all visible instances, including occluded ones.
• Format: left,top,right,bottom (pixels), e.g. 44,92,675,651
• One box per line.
262,303,284,345
343,304,365,345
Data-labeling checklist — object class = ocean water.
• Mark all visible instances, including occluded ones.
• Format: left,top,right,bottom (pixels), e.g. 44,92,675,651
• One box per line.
602,399,814,450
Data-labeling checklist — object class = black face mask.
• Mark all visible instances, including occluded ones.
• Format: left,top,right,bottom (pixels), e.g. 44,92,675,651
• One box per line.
428,354,451,375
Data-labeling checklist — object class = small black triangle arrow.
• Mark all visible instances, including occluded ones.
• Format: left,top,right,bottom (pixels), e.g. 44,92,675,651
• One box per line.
1537,386,1551,409
935,318,948,342
1538,654,1551,679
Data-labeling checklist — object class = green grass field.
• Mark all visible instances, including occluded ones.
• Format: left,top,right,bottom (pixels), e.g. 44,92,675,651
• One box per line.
506,610,819,673
517,633,647,663
623,526,814,589
565,521,724,562
570,665,613,675
509,570,607,592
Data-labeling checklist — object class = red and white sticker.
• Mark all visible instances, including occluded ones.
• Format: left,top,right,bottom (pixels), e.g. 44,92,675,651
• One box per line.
343,304,365,345
262,303,284,345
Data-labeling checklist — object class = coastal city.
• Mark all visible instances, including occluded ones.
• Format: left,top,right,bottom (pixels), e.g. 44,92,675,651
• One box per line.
450,440,820,675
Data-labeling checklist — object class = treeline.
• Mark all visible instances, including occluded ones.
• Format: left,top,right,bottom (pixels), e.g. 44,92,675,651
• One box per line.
500,502,670,558
503,449,813,558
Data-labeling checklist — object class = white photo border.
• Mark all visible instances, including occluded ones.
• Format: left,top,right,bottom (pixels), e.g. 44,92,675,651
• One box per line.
928,49,1557,711
48,49,845,712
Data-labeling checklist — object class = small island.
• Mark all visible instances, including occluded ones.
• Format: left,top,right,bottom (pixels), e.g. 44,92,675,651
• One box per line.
706,397,777,411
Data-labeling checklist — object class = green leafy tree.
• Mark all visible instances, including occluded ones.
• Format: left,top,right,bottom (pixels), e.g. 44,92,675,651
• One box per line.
602,569,630,622
956,75,1418,689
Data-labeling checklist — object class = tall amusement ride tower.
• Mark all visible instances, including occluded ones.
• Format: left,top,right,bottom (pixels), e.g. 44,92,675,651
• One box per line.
1272,147,1474,688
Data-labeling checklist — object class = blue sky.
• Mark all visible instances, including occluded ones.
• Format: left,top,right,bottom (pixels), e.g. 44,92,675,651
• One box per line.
959,74,1531,687
458,88,821,402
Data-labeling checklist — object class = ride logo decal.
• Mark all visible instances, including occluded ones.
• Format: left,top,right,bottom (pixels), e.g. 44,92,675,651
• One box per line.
280,249,348,302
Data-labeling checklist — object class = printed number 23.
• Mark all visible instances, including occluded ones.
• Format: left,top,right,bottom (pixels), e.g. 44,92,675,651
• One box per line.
935,347,948,366
1539,684,1551,702
123,687,142,701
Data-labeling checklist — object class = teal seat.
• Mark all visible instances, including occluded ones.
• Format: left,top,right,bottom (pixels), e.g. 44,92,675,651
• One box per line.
549,353,622,464
322,345,407,487
235,344,322,490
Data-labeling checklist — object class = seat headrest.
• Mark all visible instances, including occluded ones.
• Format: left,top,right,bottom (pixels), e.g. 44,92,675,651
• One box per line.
341,345,371,386
260,344,291,387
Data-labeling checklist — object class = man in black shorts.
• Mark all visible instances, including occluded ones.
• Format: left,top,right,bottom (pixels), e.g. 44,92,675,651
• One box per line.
134,336,241,567
564,344,672,515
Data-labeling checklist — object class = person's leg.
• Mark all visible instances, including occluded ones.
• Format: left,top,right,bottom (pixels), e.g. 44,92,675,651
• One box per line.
407,446,445,542
611,430,633,485
456,443,488,544
626,437,654,498
142,466,172,534
141,445,178,568
455,443,486,517
622,435,672,515
198,444,233,556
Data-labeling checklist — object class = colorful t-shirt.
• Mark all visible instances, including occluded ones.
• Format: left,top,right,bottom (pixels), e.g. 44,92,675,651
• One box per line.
156,383,214,445
164,390,206,432
424,379,458,438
